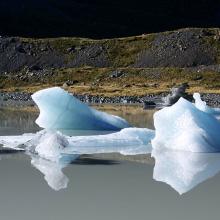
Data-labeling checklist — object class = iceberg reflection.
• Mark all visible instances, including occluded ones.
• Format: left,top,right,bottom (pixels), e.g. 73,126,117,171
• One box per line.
152,148,220,194
30,154,78,191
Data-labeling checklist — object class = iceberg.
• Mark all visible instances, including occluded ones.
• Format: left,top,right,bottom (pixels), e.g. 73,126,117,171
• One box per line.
63,127,154,155
0,134,34,150
152,97,220,152
32,87,131,130
0,128,154,161
152,149,220,194
31,131,71,162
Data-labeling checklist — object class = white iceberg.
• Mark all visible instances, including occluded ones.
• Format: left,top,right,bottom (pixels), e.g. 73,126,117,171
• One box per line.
152,149,220,194
152,97,220,152
63,127,154,155
31,131,71,162
0,128,154,161
0,133,34,150
32,87,130,130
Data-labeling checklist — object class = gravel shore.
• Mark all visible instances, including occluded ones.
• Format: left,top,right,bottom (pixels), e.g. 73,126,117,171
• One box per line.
1,91,220,108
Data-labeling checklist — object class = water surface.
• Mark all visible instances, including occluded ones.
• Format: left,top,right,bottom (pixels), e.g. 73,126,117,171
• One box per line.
0,106,220,220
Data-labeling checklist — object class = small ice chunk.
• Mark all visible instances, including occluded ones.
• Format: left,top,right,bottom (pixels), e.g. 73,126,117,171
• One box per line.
152,97,220,152
0,134,35,149
32,87,131,130
0,130,74,162
34,131,70,162
152,149,220,194
193,93,220,117
193,93,209,112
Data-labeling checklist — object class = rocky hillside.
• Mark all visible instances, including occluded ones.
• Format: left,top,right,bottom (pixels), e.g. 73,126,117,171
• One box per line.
1,28,220,74
1,28,220,96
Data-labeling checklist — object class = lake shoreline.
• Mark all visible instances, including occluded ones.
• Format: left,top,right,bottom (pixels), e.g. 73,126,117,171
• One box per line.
1,91,220,108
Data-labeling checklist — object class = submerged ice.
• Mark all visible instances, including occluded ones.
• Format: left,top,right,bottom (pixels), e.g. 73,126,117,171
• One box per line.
32,87,130,130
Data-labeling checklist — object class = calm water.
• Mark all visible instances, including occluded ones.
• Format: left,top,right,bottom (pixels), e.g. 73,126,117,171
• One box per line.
0,106,220,220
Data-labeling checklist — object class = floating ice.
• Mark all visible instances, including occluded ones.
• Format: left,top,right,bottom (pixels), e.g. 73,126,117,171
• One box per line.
0,134,34,150
32,87,131,130
63,127,154,155
152,97,220,152
34,131,70,162
152,149,220,194
0,128,154,161
193,93,220,118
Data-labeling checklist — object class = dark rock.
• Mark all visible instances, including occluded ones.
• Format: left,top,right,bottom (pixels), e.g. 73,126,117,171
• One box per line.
110,70,124,78
63,80,79,87
143,100,156,109
15,45,26,53
163,83,193,105
67,47,75,53
123,84,131,88
193,75,203,81
29,65,42,71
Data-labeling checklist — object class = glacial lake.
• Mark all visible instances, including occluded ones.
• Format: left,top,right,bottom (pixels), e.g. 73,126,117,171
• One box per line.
0,105,220,220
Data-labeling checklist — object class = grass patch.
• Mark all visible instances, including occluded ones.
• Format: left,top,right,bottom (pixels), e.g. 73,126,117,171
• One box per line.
2,67,220,96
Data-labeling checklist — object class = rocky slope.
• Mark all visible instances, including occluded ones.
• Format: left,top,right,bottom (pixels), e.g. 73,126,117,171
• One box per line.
1,28,220,98
1,28,220,74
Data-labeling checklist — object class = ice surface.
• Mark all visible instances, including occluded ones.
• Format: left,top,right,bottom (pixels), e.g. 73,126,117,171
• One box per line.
32,87,131,130
152,149,220,194
0,134,34,149
64,127,154,155
34,131,70,162
152,97,220,152
0,128,154,161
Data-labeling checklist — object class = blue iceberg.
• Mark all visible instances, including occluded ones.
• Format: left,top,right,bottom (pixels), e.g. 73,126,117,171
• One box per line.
32,87,131,130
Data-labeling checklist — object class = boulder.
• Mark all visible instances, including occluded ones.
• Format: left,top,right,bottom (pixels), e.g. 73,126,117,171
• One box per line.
163,83,193,106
